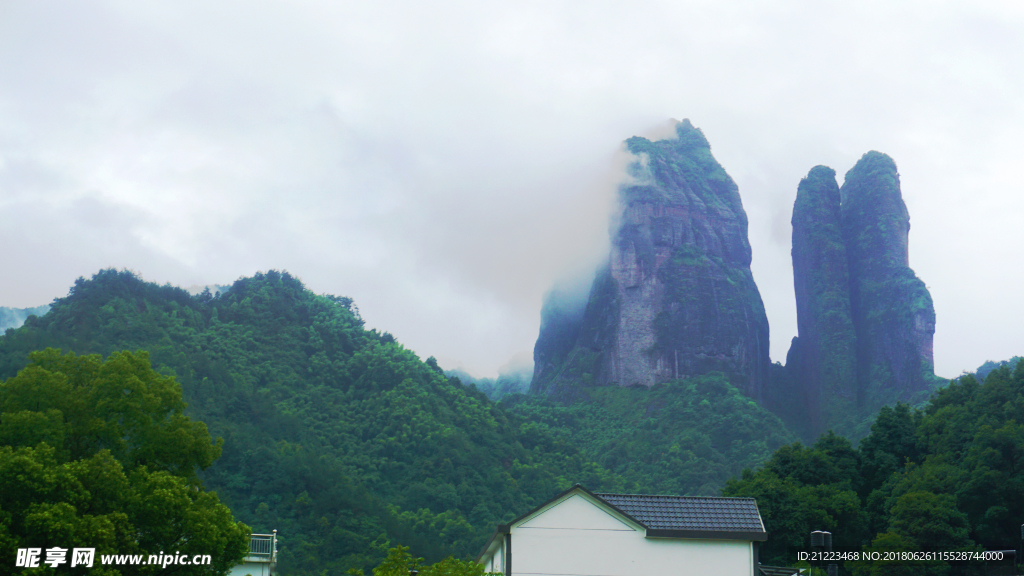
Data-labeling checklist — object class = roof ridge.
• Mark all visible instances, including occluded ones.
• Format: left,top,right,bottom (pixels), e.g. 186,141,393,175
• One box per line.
595,492,757,500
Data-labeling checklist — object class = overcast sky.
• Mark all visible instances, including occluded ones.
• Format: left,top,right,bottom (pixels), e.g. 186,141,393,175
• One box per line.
1,0,1021,379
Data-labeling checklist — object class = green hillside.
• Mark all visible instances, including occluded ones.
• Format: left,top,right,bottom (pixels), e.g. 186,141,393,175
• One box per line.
501,374,795,496
725,362,1024,574
0,269,622,574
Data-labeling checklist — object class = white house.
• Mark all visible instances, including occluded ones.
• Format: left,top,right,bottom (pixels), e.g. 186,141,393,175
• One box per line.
477,484,768,576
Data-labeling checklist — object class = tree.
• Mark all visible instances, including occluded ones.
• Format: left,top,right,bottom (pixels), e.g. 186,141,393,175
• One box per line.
0,349,249,575
357,545,491,576
851,492,977,576
857,403,919,497
0,348,222,480
723,435,870,565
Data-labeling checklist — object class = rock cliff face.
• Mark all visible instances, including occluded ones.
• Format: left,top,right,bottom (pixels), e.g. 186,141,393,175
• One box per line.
840,152,937,408
787,166,858,436
531,120,770,401
784,152,937,437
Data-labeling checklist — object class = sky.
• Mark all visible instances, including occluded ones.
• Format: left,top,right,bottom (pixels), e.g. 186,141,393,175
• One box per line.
1,0,1022,379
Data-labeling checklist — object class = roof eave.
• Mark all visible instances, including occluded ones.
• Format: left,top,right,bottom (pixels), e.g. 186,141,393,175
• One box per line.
645,528,769,542
474,524,511,563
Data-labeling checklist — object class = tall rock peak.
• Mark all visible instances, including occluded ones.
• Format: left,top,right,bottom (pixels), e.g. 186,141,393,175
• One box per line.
783,152,938,439
841,152,936,409
841,151,911,271
531,120,770,401
785,165,858,437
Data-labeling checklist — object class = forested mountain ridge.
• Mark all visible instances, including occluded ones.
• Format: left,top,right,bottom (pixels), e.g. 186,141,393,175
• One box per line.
0,269,624,574
975,356,1022,382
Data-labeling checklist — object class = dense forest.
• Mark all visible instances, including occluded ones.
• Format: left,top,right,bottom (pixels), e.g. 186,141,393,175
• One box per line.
498,375,794,496
1,268,1021,575
725,362,1024,574
455,367,796,496
0,269,620,573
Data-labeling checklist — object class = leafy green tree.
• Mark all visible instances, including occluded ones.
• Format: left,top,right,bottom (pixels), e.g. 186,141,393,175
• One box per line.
1,348,222,480
723,437,868,565
887,491,973,551
849,531,928,576
857,403,919,497
0,349,249,575
370,545,421,576
359,545,490,576
851,492,977,576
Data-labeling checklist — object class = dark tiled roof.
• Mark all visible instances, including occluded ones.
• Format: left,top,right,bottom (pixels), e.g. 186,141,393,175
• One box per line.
596,492,765,533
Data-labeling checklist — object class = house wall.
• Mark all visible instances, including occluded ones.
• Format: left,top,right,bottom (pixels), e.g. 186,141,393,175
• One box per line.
481,538,504,574
508,492,753,576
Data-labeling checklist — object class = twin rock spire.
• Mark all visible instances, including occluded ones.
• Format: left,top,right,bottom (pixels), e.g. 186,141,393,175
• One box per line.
531,120,938,438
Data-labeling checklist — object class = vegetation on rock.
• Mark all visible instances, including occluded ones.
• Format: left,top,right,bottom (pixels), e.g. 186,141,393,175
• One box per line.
841,152,941,413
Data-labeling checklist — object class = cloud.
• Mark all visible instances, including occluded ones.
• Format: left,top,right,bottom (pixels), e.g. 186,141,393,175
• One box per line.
1,0,1022,377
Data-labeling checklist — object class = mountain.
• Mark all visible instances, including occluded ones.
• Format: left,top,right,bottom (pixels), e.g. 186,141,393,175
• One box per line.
842,152,939,408
975,356,1022,381
447,367,531,401
782,166,858,438
0,304,51,332
782,152,942,439
531,119,770,402
183,283,232,297
0,269,624,575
